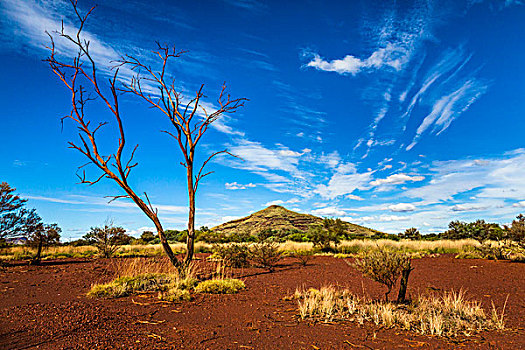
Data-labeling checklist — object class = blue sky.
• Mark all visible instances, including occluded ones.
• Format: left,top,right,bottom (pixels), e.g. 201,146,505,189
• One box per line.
1,0,525,239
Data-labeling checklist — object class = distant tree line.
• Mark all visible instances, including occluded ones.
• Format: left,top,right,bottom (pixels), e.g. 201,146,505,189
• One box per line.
398,216,524,246
0,182,61,264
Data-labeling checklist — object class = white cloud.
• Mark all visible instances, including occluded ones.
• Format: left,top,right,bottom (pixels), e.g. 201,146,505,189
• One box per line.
379,215,410,222
346,194,364,201
451,204,488,212
228,140,303,174
311,207,346,217
513,201,525,208
370,174,425,186
306,43,409,75
387,203,416,212
318,151,342,169
315,171,373,200
225,182,256,190
221,215,243,223
126,226,156,237
264,198,300,207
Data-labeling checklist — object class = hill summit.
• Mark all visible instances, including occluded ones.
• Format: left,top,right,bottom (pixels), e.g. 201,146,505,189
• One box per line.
211,205,380,237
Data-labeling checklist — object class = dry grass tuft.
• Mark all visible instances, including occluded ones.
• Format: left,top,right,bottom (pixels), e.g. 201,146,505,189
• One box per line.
111,257,178,277
89,258,198,300
195,279,245,294
294,286,505,337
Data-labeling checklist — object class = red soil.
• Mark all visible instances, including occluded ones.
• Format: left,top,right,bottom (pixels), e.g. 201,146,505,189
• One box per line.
1,255,524,349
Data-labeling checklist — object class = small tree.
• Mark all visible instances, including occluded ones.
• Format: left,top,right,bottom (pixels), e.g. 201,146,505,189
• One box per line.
0,182,28,245
308,218,343,251
0,182,60,264
84,222,126,258
354,249,413,302
27,220,62,265
507,214,525,247
399,227,421,240
140,231,156,244
250,240,282,272
45,1,245,271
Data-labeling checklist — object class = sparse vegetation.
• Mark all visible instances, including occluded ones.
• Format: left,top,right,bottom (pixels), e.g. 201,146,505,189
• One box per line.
295,286,505,337
210,243,251,267
250,240,282,271
292,249,314,266
85,221,130,258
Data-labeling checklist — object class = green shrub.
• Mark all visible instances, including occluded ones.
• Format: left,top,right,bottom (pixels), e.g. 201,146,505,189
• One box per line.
399,228,421,240
159,287,191,302
195,279,245,294
354,249,413,302
250,241,282,271
211,243,251,267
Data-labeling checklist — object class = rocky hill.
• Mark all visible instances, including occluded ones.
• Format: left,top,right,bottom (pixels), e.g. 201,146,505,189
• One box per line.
211,205,381,237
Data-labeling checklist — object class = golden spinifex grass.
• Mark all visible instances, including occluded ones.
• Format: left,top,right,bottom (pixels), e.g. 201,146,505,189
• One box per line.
88,258,197,300
88,257,244,300
194,279,245,294
110,257,178,277
0,245,98,261
294,286,506,337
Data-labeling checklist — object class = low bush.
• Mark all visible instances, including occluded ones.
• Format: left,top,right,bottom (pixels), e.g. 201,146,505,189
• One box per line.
210,243,251,267
160,287,192,302
195,279,245,294
292,249,314,266
295,286,505,337
354,249,413,302
250,241,282,271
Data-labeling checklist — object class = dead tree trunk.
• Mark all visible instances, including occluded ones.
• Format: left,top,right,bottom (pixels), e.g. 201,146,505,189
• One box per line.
185,161,196,265
397,265,414,303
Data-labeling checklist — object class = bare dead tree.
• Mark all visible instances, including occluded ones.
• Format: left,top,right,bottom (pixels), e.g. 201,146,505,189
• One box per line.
44,0,245,269
119,47,246,264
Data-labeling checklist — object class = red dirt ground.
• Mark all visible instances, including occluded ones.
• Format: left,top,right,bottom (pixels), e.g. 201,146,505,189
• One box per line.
1,254,524,349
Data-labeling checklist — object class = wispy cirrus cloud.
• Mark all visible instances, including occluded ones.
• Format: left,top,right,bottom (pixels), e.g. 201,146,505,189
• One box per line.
221,0,267,12
406,78,488,150
26,194,188,214
405,149,525,204
225,182,256,190
0,0,246,138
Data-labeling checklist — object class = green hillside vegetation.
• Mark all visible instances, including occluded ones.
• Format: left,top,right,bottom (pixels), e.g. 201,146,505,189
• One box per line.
211,205,382,240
